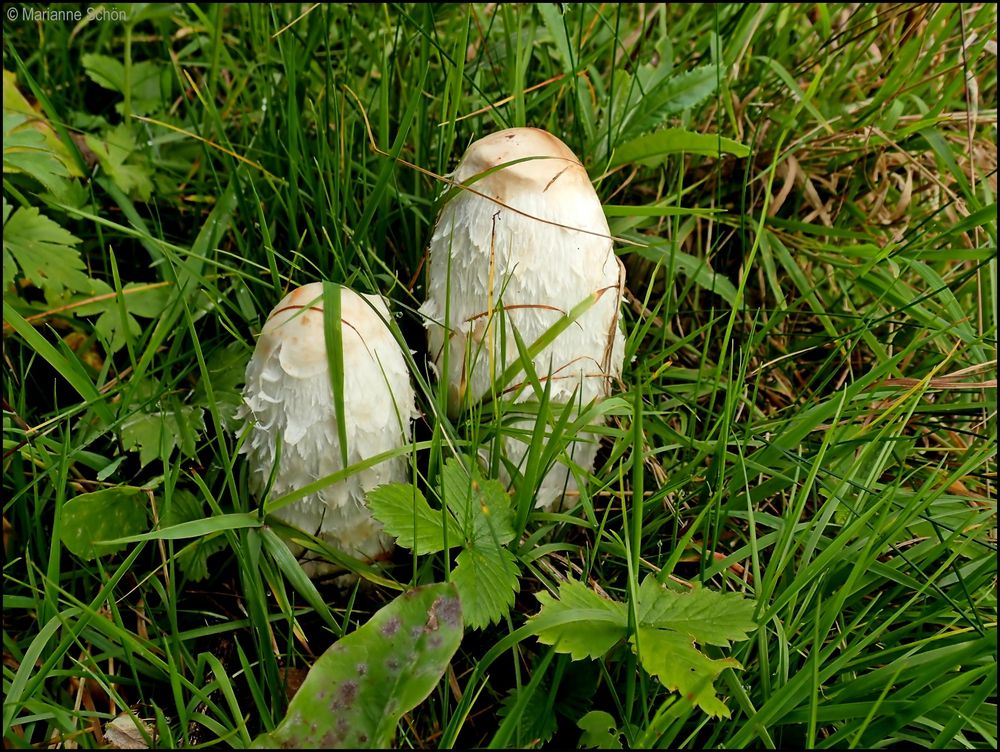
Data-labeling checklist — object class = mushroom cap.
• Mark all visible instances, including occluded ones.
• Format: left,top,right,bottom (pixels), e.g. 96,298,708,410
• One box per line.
238,283,416,574
451,127,596,205
419,127,626,510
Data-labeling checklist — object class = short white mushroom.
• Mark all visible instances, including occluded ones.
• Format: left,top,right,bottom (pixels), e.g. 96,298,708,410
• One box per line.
238,282,416,576
419,127,625,511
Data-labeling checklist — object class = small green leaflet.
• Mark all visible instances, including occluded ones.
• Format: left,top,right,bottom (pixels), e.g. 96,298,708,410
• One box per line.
73,280,171,354
637,575,758,647
577,710,623,750
529,575,757,717
451,545,519,630
440,457,516,547
367,458,519,629
84,124,154,201
81,54,165,116
120,400,205,469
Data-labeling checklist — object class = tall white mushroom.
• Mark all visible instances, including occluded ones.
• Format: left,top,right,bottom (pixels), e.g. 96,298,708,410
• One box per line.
419,127,625,511
238,282,416,576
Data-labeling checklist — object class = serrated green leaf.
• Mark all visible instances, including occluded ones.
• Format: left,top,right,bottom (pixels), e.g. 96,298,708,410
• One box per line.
610,127,749,169
637,576,757,647
367,483,463,555
81,53,126,92
619,65,720,141
251,583,463,749
2,199,96,302
531,580,628,659
440,458,515,546
632,627,741,718
193,340,250,431
161,489,228,582
577,710,623,749
61,486,150,560
80,55,163,116
451,544,519,629
84,124,153,201
72,280,170,353
497,682,558,748
120,402,205,469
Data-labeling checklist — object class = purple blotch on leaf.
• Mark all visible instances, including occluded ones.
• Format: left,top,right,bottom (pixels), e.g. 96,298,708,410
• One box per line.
381,615,402,637
338,680,358,708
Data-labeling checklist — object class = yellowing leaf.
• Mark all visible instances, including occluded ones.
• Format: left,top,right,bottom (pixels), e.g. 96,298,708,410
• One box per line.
637,575,757,647
3,112,71,194
632,627,742,718
3,69,82,177
531,579,628,659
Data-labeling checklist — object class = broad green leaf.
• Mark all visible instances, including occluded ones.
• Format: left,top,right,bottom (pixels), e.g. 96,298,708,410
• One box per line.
632,627,741,718
120,402,205,469
637,576,758,648
61,487,149,560
81,54,127,92
251,582,463,749
451,544,519,629
578,710,623,750
161,489,228,582
531,579,628,659
73,280,171,353
610,127,749,168
2,199,95,302
366,483,463,555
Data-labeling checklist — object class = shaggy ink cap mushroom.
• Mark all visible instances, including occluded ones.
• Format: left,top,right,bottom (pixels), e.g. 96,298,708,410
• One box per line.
238,282,417,577
420,127,626,511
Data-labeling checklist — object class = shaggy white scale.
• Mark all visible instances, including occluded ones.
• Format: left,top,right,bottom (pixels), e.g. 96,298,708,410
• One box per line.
420,127,626,511
238,283,416,576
